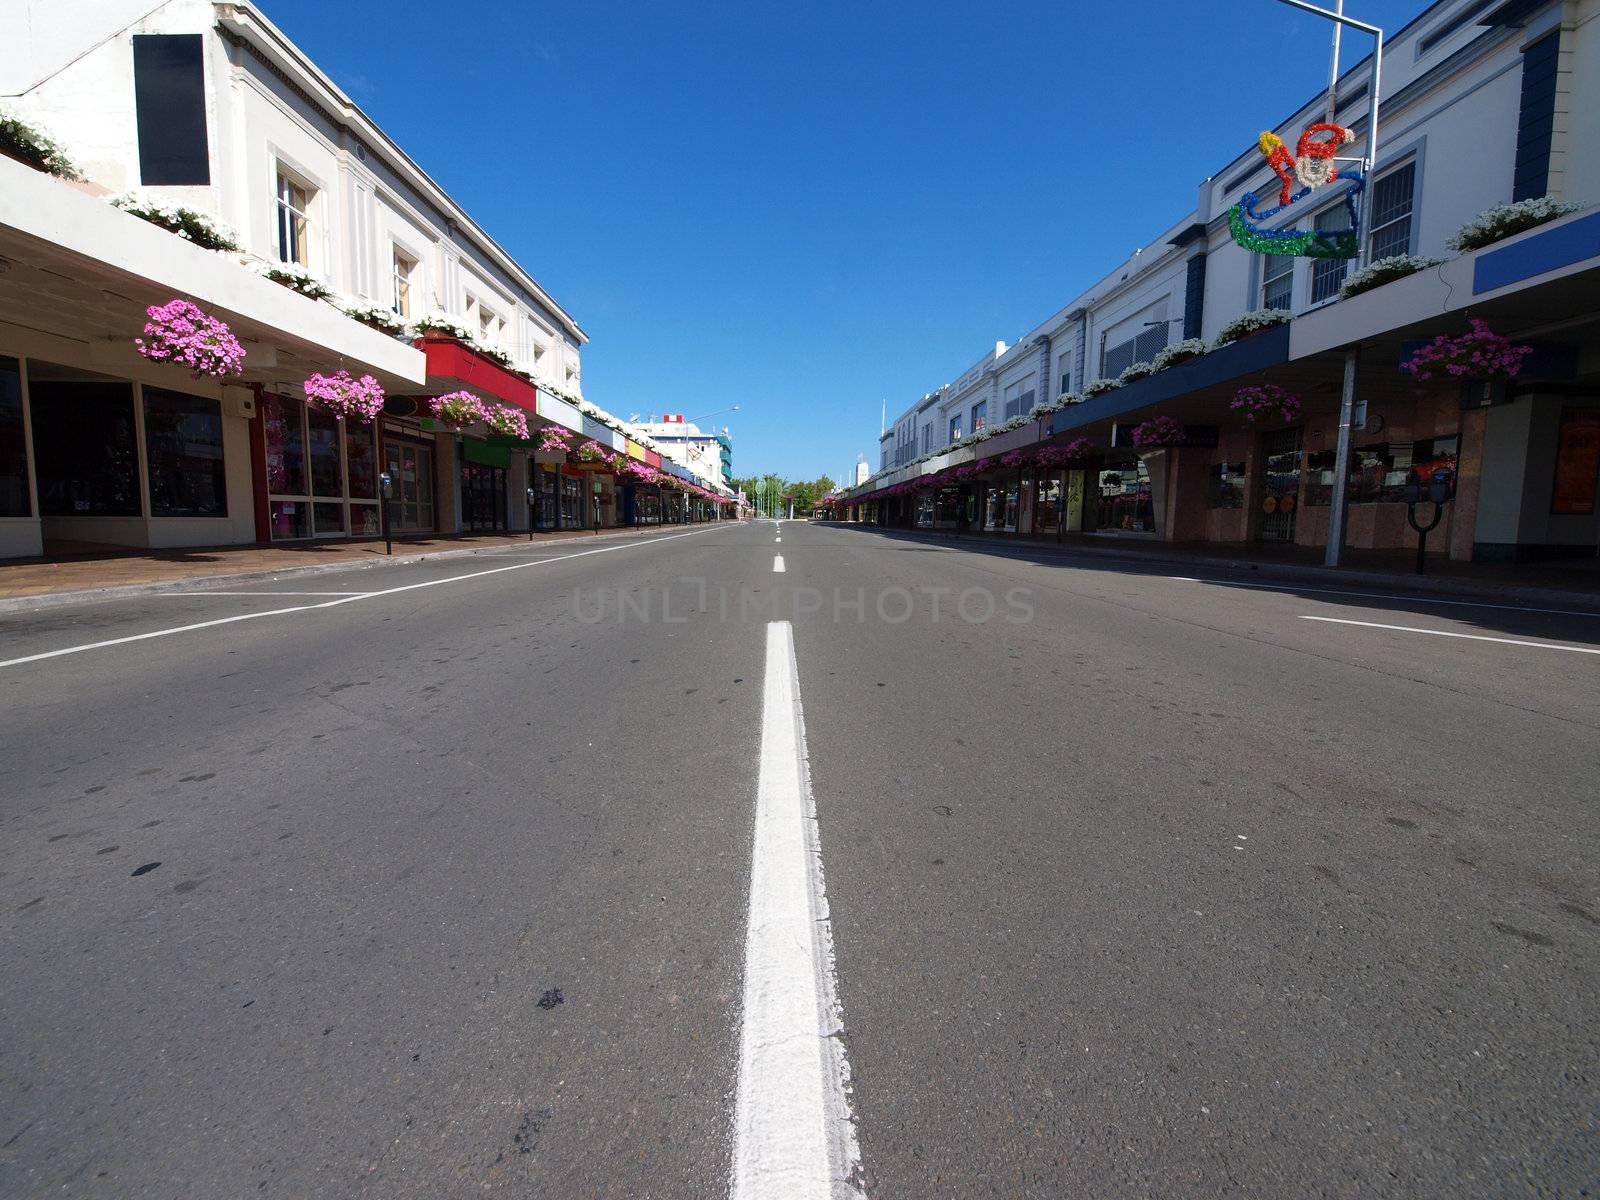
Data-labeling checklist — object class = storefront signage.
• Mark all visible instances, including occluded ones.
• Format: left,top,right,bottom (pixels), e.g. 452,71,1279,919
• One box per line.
383,396,419,418
1552,409,1600,515
1110,423,1219,449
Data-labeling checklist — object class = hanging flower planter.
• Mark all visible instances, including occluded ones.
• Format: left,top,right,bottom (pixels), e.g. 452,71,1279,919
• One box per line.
572,439,609,464
538,426,574,454
1037,438,1096,467
304,370,384,423
134,298,245,379
485,403,530,440
1401,319,1533,383
1130,415,1187,449
428,390,490,431
1230,383,1301,425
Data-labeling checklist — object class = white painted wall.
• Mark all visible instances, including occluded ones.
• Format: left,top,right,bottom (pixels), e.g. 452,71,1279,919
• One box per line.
1,0,585,390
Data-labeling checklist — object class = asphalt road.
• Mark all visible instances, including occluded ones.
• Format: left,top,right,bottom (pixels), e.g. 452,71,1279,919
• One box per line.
2,519,1596,1198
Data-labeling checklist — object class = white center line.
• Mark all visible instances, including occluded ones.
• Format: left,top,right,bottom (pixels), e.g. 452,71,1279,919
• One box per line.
1173,576,1600,619
158,590,371,598
733,621,862,1199
1299,615,1600,655
773,555,786,573
775,537,782,543
0,527,717,670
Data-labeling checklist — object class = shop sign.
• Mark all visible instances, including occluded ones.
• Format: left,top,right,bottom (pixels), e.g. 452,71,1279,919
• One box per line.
1110,423,1219,449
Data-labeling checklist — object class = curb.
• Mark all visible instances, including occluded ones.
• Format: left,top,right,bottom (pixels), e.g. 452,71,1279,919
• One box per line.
0,524,720,615
830,523,1600,612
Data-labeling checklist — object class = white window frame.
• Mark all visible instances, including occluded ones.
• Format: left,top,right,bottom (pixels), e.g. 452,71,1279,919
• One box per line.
274,163,316,269
390,244,419,319
1367,160,1418,263
1261,253,1295,311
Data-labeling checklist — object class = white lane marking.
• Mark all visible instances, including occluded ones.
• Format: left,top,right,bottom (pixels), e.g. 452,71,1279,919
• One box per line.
773,555,786,573
158,590,371,597
1299,615,1600,656
1172,576,1600,619
733,621,862,1199
0,527,717,670
775,537,782,543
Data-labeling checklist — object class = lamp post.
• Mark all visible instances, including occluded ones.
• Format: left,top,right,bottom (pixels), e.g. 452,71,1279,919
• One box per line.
378,470,394,556
1271,0,1384,567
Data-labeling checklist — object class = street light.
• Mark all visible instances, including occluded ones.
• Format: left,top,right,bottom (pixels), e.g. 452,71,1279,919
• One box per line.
1271,0,1385,568
686,404,740,425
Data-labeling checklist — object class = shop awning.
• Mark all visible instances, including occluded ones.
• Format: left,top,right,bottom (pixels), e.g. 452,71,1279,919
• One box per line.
417,335,539,414
0,156,425,393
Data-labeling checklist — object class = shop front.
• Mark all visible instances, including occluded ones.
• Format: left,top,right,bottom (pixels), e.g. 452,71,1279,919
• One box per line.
258,392,382,540
378,424,439,536
460,438,510,533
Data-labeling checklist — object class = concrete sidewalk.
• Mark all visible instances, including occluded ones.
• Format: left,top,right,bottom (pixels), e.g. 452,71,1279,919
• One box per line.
828,522,1600,611
0,523,729,612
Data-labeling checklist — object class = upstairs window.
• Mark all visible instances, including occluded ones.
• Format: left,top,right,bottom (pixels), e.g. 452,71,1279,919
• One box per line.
391,248,416,318
276,171,312,267
1056,352,1073,397
949,415,961,443
1368,162,1416,262
1310,208,1351,303
1262,254,1294,311
133,35,209,185
971,401,987,431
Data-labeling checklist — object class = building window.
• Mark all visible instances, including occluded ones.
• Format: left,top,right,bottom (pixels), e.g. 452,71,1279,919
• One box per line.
0,356,27,518
478,306,500,348
1262,254,1294,310
949,415,961,443
1102,325,1169,378
276,170,312,267
1368,162,1416,262
1003,380,1025,420
971,401,987,431
921,425,932,455
1309,208,1351,303
132,35,209,185
143,387,226,517
262,392,379,539
391,248,416,318
1056,353,1073,398
28,373,140,517
1209,461,1247,509
1513,32,1560,202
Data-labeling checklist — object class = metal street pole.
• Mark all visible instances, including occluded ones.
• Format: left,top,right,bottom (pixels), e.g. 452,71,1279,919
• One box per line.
1273,0,1384,567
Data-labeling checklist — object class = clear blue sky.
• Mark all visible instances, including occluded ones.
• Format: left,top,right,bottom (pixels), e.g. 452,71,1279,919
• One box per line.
268,0,1430,485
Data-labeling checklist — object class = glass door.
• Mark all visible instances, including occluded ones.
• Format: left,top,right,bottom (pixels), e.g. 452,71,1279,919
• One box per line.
1258,427,1304,543
383,440,435,533
462,463,507,532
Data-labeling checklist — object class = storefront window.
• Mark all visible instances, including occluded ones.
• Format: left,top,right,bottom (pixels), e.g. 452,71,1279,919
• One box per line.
1035,474,1062,533
1209,461,1247,509
637,490,662,525
1096,458,1153,532
346,424,377,499
143,386,226,517
1552,409,1600,515
308,408,342,497
934,487,962,528
1307,437,1459,505
383,439,435,533
265,391,391,539
536,464,558,529
0,356,28,518
916,493,934,528
263,393,307,496
30,375,139,516
560,472,583,528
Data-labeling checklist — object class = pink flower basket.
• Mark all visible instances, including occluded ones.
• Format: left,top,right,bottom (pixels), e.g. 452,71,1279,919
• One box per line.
1402,319,1533,383
135,299,245,379
428,390,490,430
304,371,385,423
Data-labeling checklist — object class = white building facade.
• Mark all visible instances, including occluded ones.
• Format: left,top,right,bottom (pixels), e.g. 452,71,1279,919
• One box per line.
1,0,736,560
854,0,1600,565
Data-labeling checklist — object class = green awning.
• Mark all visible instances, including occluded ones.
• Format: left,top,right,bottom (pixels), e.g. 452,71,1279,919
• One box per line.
463,438,511,468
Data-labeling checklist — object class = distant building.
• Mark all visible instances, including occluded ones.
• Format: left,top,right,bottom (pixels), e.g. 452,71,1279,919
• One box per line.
631,415,734,488
854,461,870,486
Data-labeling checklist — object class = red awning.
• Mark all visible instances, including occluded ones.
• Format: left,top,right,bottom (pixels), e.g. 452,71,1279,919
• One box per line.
416,335,539,414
